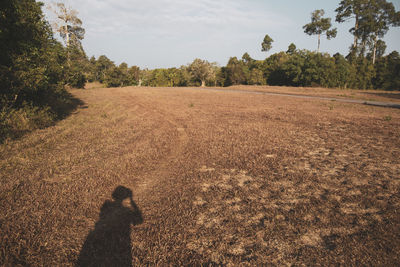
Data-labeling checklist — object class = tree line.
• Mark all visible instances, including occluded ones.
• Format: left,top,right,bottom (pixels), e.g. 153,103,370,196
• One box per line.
84,46,399,90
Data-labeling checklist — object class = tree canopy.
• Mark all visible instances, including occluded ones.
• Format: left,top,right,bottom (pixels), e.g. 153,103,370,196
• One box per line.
303,9,337,52
336,0,400,63
261,34,274,53
188,59,216,87
48,2,85,50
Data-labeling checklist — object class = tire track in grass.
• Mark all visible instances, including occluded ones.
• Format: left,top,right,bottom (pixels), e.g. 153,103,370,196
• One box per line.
126,103,189,198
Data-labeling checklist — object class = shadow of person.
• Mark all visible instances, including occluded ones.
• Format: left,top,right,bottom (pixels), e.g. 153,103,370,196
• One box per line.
76,186,143,267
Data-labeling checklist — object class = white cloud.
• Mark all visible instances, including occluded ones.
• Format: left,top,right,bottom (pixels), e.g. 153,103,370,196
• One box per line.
40,0,295,67
42,0,292,36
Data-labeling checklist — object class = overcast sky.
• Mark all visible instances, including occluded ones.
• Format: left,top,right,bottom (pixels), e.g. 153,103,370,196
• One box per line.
41,0,400,69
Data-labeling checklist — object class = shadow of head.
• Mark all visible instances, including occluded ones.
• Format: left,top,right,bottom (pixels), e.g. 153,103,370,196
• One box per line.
112,185,132,201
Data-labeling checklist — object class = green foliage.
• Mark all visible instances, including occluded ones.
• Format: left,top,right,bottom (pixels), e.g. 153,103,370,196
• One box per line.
383,115,392,121
261,34,274,53
248,68,265,85
104,67,124,87
336,0,399,63
286,43,297,55
67,68,86,88
65,47,89,88
333,53,356,89
90,48,399,91
89,57,142,88
128,66,141,85
265,52,290,86
242,52,253,64
354,57,375,89
215,47,398,90
146,69,170,87
1,0,57,106
188,59,216,87
265,51,338,87
215,67,230,87
46,2,88,88
302,52,337,87
373,51,400,90
93,55,115,83
226,57,247,85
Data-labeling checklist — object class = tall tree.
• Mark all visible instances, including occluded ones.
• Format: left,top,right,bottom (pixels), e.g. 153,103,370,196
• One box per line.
261,34,274,54
48,2,85,50
47,2,87,88
336,0,399,62
336,0,367,52
303,9,337,52
357,0,400,64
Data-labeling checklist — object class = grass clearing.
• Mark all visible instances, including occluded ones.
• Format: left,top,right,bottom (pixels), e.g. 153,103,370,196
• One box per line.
1,86,400,265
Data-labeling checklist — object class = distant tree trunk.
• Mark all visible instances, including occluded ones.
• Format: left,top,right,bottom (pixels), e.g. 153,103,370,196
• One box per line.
353,16,359,49
201,80,205,87
318,34,321,53
372,37,377,65
64,24,69,47
64,24,70,64
360,39,366,57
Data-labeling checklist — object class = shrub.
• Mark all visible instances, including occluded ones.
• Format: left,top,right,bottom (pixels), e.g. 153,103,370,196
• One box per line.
0,105,55,142
68,69,86,89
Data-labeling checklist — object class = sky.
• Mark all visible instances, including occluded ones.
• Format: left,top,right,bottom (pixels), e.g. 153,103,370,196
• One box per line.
40,0,400,69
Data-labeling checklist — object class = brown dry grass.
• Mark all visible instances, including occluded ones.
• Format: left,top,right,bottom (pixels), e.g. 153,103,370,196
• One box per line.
228,85,400,103
1,86,399,265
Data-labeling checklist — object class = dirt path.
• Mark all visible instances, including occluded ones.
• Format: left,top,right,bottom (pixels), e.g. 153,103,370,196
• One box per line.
1,86,399,265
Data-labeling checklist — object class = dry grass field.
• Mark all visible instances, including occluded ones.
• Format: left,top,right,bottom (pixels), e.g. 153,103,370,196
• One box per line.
228,85,400,103
1,86,400,266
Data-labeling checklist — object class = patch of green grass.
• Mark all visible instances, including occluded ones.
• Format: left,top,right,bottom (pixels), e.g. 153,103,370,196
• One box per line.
189,103,194,108
337,94,354,99
383,115,392,121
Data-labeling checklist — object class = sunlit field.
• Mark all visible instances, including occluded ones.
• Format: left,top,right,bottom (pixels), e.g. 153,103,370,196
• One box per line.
1,86,399,265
